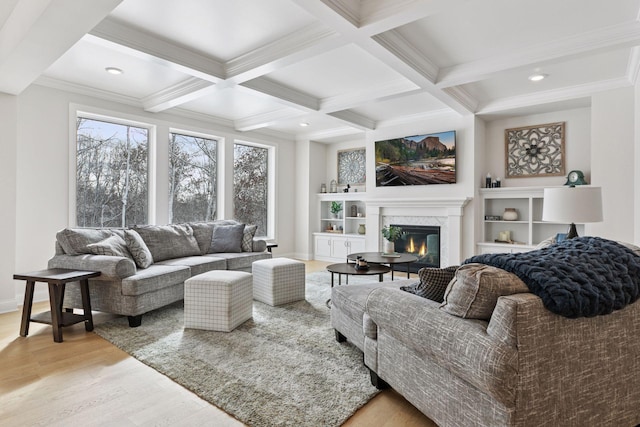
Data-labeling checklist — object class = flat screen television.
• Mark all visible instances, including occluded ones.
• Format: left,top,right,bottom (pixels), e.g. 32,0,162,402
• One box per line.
375,130,456,187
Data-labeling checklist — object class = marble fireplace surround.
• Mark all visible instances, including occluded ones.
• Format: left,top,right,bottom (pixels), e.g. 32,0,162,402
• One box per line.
365,198,470,267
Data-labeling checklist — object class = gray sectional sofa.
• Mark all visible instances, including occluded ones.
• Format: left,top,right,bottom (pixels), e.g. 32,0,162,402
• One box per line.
48,220,271,327
331,240,640,427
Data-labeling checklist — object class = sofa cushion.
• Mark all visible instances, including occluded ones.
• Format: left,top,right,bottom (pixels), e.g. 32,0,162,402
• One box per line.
401,265,458,303
134,224,201,262
209,223,245,253
440,263,529,320
121,264,191,296
204,252,271,270
86,234,132,259
124,229,153,268
331,280,407,325
189,222,214,255
242,224,257,252
56,228,114,255
155,256,226,277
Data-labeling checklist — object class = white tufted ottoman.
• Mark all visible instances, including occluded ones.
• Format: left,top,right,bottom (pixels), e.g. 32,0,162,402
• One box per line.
252,258,306,306
184,270,253,332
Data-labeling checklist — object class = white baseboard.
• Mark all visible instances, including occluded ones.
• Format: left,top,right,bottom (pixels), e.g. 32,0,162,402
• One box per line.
0,298,18,314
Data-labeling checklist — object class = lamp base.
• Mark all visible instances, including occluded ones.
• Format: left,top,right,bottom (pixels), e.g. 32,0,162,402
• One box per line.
566,223,579,239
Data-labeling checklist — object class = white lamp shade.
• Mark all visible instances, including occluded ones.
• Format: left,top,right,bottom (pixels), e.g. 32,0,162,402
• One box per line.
542,186,603,223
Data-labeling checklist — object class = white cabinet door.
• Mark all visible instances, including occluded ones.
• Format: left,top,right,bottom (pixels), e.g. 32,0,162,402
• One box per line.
314,235,332,258
331,237,349,259
347,237,366,254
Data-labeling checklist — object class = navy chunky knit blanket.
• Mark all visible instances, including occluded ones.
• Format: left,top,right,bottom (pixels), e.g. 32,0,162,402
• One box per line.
464,237,640,318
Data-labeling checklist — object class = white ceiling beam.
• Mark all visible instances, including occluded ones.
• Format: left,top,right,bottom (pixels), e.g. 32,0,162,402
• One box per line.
239,77,320,111
234,108,306,132
328,110,376,130
142,77,217,113
319,78,418,112
477,77,631,115
0,0,123,95
302,126,364,142
437,21,640,88
89,18,225,83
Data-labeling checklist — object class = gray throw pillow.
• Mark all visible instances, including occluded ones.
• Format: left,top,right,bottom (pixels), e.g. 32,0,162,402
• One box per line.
242,224,258,252
133,224,201,262
87,234,132,259
124,229,153,268
56,228,114,255
401,266,458,303
210,224,245,253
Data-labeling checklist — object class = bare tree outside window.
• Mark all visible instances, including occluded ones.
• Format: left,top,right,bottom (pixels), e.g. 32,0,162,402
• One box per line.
234,143,268,236
76,117,148,227
169,133,218,223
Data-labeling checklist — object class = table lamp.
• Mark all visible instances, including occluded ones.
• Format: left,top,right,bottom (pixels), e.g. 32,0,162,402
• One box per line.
542,186,603,239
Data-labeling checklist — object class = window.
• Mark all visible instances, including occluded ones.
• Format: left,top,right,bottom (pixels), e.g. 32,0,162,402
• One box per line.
76,117,148,227
233,143,269,236
169,132,218,223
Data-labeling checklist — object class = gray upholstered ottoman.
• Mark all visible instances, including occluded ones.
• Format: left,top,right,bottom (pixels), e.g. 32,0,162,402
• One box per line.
252,258,305,306
184,270,253,332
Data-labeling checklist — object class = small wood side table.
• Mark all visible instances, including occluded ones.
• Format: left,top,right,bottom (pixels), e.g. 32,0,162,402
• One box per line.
13,269,100,343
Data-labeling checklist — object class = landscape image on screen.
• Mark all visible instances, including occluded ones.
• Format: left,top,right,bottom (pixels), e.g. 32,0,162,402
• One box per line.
375,130,456,186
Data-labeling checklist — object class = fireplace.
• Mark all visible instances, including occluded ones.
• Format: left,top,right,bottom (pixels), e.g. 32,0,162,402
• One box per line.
392,224,440,272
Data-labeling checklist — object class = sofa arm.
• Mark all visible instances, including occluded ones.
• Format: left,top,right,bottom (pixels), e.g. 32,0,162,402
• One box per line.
252,239,267,252
48,254,136,280
366,287,518,403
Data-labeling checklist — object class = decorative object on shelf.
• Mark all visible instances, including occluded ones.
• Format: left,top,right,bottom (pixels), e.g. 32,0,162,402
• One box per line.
358,224,366,235
502,208,519,221
357,212,363,217
343,184,350,193
497,230,512,243
485,215,502,220
495,177,501,187
330,179,337,193
505,122,565,178
337,148,366,185
485,173,492,188
564,170,587,186
350,205,358,217
375,130,456,186
542,186,603,239
320,183,326,193
330,201,343,219
381,225,403,254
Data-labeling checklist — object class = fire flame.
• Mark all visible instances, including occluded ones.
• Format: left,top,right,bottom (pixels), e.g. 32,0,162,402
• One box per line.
406,237,427,257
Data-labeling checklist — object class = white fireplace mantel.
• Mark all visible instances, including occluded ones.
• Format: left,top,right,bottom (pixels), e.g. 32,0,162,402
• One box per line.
365,197,471,266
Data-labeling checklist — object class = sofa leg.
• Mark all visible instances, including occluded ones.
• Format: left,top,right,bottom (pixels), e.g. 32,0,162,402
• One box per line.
369,369,390,390
335,330,347,343
128,315,142,327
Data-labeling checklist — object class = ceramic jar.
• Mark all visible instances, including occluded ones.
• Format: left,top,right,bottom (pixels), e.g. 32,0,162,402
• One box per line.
358,224,366,234
502,208,518,221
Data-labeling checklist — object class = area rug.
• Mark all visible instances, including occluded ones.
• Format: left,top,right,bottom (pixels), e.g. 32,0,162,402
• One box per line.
93,272,398,427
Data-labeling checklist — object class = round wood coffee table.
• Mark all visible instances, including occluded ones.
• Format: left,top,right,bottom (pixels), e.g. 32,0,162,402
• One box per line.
346,252,418,280
326,263,391,287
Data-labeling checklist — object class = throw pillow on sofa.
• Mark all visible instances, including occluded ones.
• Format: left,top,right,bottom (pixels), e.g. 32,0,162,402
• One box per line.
241,224,257,252
87,234,132,259
209,223,245,253
133,224,201,262
56,228,115,255
400,265,458,303
124,229,153,268
440,263,529,320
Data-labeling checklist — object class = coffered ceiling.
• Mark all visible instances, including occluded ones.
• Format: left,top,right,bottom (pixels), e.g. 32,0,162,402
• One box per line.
1,0,639,142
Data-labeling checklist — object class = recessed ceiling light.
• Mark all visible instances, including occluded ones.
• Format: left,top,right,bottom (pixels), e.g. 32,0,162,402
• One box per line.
528,73,548,82
105,67,123,75
299,122,310,127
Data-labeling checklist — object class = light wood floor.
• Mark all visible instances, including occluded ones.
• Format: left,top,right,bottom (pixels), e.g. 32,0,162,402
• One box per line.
0,260,436,427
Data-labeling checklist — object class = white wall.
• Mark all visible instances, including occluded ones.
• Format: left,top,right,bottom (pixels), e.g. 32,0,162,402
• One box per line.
8,84,297,309
590,87,636,241
0,94,18,312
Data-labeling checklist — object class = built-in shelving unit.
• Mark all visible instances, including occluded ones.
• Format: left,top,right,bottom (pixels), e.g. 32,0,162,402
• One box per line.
477,186,583,254
314,193,367,262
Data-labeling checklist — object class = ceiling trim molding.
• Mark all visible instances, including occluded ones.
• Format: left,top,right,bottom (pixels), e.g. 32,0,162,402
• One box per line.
142,77,216,112
225,22,341,81
318,0,360,27
302,125,364,142
34,75,142,108
89,18,225,82
328,110,376,130
373,30,439,82
438,21,640,88
376,108,456,129
319,78,418,112
478,77,631,114
234,108,305,132
627,46,640,85
442,86,478,113
240,77,320,111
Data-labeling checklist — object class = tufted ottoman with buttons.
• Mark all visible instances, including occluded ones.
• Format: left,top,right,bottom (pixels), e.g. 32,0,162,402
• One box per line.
184,270,253,332
252,258,306,306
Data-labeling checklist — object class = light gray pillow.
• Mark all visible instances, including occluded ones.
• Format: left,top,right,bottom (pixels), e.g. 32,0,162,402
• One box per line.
133,224,201,262
189,222,215,255
56,228,114,255
87,234,132,259
242,224,258,252
124,229,153,268
210,224,245,253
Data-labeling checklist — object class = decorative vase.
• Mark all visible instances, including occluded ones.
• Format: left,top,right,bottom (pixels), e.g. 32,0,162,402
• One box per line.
383,240,395,254
503,208,518,221
358,224,366,235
